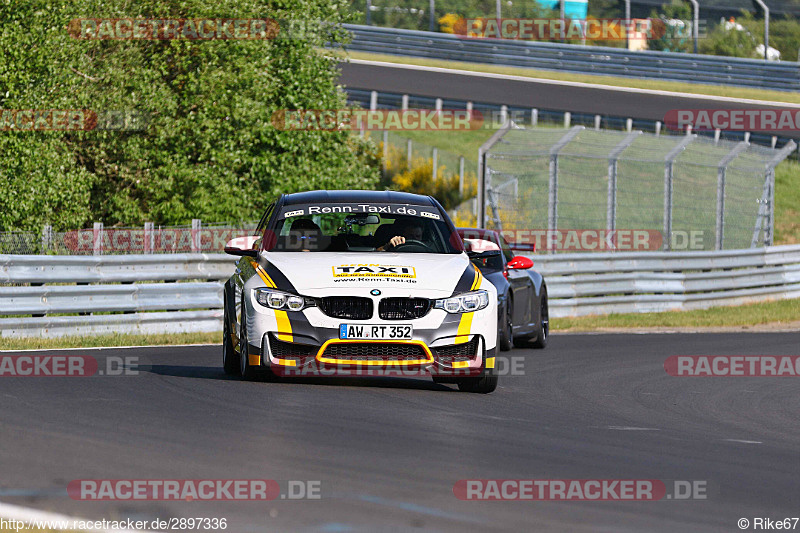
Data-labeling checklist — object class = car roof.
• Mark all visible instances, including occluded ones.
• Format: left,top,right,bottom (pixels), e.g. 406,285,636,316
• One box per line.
283,190,436,206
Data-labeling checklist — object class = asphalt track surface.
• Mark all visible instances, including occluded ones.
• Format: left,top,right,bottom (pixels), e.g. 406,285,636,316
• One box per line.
338,61,800,135
1,332,799,532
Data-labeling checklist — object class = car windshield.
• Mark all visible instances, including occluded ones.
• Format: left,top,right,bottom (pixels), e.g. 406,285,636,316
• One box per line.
266,203,462,254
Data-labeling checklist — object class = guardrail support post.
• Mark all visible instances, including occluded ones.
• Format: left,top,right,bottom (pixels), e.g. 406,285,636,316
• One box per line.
407,138,412,165
594,115,601,130
402,94,409,111
432,148,438,180
41,225,52,254
144,222,154,254
663,135,695,250
531,108,538,127
370,91,378,111
607,131,642,234
93,222,103,256
564,112,571,128
191,219,201,253
716,141,749,250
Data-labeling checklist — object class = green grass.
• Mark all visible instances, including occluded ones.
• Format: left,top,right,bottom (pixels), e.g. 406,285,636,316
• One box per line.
341,50,800,104
775,159,800,245
0,331,220,351
552,297,800,331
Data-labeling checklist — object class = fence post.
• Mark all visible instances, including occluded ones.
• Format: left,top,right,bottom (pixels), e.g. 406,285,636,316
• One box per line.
93,222,104,256
459,156,465,195
191,219,201,253
756,140,798,246
716,141,749,250
432,148,438,180
607,131,641,233
41,225,52,254
663,135,695,250
477,122,513,228
366,0,372,25
548,126,584,234
406,138,412,166
382,130,389,177
144,222,154,254
429,0,436,32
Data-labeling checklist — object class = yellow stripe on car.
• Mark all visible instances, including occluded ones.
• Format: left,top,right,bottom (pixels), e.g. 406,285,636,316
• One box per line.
274,309,293,342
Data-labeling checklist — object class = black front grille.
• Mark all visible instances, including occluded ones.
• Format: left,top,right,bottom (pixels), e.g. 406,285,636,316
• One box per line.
322,342,430,362
433,337,480,362
268,335,319,357
378,298,431,320
318,297,373,320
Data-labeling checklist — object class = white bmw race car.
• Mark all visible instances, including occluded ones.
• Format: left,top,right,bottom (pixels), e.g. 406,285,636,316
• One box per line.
222,190,499,393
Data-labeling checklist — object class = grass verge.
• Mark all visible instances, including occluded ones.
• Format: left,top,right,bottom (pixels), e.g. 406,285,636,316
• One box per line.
0,298,798,350
552,297,800,331
0,331,220,351
340,50,800,104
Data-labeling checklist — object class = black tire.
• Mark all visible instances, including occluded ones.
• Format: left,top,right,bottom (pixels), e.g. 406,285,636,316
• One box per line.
530,284,549,349
222,314,239,376
239,303,261,381
498,298,514,352
457,374,498,394
222,304,239,375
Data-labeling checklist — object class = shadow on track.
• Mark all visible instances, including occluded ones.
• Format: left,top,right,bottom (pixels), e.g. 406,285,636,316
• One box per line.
144,364,458,392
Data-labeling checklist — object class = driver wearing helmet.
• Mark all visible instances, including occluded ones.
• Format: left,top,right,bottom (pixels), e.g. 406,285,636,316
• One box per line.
377,219,425,252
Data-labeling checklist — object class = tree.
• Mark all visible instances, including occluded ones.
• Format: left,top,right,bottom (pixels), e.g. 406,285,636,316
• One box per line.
0,0,379,230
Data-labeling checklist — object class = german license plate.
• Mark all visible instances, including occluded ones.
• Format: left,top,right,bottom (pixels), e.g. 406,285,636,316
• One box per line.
339,324,413,340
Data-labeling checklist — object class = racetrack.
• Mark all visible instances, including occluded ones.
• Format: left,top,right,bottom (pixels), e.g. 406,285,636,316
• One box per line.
1,332,799,532
338,60,800,137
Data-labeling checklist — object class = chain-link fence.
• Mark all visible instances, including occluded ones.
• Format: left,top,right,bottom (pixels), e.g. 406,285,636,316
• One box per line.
0,221,258,255
476,125,796,251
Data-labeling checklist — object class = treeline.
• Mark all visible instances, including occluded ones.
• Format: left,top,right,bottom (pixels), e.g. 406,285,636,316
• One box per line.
0,0,379,231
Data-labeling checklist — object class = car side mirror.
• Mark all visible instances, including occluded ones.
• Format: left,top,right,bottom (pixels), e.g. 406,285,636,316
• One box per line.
224,236,260,257
507,256,534,270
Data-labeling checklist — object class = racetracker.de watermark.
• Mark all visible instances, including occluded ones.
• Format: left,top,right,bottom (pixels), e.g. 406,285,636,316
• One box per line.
0,355,140,377
68,479,321,500
665,109,800,132
463,229,709,252
665,356,800,376
453,479,708,500
0,109,149,131
271,109,484,131
68,18,280,40
453,18,678,40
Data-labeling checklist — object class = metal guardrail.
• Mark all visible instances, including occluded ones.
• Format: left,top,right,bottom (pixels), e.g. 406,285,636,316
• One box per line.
525,244,800,317
343,25,800,92
0,254,236,338
2,248,799,337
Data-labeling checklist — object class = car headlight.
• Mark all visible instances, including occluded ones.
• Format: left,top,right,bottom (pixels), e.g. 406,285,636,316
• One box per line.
255,288,315,311
434,290,490,314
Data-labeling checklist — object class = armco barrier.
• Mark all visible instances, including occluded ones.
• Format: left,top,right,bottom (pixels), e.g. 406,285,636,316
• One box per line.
342,25,800,92
526,244,800,317
0,254,236,338
1,247,799,337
